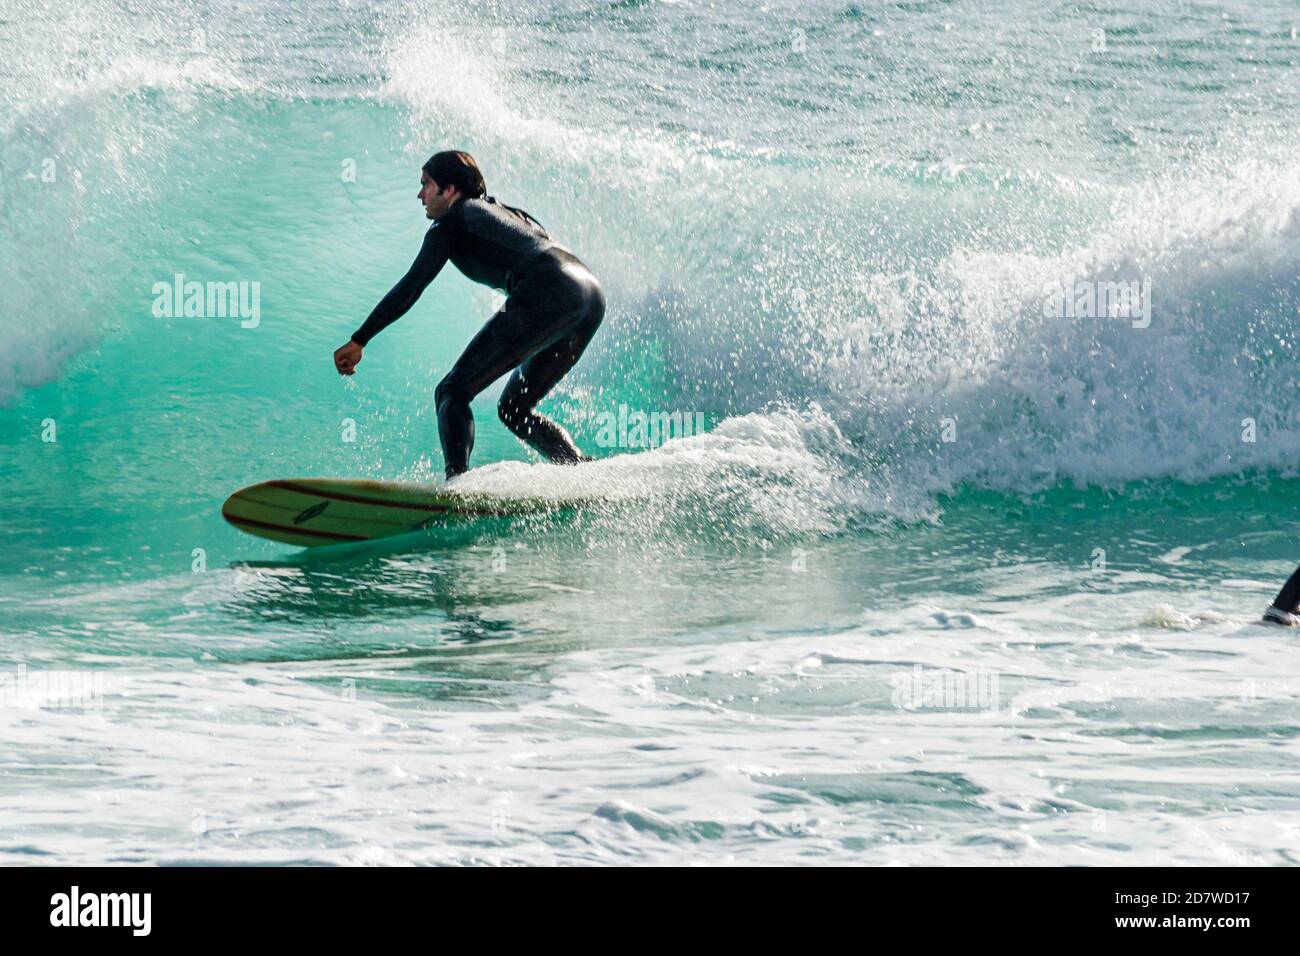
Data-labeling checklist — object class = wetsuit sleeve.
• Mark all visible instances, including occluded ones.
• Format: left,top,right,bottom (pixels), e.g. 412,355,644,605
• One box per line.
350,223,452,346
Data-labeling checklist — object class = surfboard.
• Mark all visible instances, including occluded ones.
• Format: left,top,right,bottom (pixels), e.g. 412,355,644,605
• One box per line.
221,477,561,548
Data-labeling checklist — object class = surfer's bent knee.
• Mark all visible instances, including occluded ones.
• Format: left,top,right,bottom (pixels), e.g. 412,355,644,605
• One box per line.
435,375,466,410
497,393,522,430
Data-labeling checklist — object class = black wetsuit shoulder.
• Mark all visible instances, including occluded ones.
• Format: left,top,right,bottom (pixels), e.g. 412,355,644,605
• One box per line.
351,196,557,347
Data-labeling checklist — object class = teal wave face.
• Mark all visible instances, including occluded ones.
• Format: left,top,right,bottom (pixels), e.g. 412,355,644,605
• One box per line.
2,0,1299,544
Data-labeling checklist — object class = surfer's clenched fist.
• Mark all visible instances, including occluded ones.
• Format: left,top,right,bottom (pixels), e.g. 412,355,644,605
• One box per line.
334,341,363,375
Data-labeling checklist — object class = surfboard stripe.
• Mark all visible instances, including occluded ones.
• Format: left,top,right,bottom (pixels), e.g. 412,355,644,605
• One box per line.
232,488,418,530
268,480,455,513
222,513,369,542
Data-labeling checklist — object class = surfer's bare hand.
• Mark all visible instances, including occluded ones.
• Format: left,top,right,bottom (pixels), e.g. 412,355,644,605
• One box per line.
334,341,363,375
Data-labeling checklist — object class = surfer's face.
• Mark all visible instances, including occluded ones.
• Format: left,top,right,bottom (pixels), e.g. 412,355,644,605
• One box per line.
419,173,459,220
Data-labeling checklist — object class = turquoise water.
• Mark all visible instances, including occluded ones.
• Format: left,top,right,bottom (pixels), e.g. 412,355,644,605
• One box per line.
2,0,1300,864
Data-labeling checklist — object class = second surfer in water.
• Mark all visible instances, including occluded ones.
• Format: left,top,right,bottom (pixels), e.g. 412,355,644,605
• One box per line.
1264,563,1300,625
333,150,604,479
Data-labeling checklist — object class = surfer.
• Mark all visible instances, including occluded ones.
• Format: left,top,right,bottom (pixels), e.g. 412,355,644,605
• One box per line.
1263,564,1300,625
334,150,605,479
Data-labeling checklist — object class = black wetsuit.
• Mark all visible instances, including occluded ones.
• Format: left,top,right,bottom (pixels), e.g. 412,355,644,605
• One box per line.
1269,564,1300,617
351,195,605,478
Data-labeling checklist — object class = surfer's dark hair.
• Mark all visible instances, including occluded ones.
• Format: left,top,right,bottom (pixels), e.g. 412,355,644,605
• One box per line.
423,150,486,199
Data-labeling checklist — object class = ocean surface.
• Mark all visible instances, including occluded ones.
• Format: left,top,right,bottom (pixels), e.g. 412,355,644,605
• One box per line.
2,0,1299,864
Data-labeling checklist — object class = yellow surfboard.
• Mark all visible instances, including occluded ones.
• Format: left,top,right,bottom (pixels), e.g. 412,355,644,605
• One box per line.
222,477,560,548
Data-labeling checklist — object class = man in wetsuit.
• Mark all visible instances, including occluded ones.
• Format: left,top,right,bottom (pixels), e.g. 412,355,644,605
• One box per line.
1264,564,1300,625
333,150,605,479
